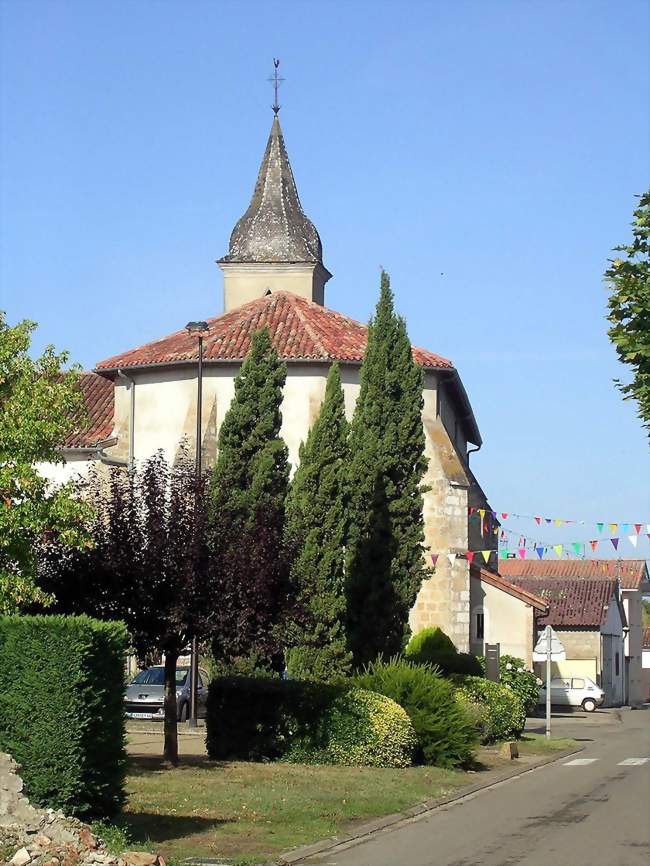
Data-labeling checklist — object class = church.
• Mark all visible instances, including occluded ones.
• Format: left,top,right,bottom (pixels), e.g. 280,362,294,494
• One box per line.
48,109,497,654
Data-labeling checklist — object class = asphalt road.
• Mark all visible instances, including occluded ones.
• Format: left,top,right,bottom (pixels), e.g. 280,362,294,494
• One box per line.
309,710,650,866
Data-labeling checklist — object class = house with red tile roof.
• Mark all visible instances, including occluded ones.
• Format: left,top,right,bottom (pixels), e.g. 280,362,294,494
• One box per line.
46,109,494,652
501,560,648,706
469,564,548,667
500,565,629,706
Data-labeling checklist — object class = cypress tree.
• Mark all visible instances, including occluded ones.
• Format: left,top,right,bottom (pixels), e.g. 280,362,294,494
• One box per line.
346,271,429,666
284,363,352,682
209,327,291,674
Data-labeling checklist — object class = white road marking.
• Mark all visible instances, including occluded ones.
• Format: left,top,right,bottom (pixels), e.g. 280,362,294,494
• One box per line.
617,757,649,766
563,758,599,766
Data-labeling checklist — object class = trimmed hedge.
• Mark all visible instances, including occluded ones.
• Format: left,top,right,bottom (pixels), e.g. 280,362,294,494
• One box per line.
455,675,526,743
355,657,477,768
286,688,417,768
0,615,128,817
478,654,539,714
206,677,416,768
405,627,483,678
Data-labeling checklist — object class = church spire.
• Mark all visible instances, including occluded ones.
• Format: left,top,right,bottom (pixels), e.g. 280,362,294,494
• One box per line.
220,113,324,265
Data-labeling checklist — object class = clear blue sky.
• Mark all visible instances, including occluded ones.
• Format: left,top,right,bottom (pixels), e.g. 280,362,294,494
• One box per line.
1,0,649,554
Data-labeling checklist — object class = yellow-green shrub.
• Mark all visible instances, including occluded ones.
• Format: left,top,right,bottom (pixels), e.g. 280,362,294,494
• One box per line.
288,688,418,768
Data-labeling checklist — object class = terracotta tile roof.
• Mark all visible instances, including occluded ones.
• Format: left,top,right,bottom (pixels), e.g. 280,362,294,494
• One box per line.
64,372,114,449
506,577,620,628
643,627,650,649
470,564,548,611
499,559,649,591
94,292,454,372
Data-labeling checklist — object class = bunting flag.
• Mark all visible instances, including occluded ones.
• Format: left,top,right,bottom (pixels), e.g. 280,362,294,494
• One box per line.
535,546,544,559
431,553,439,569
466,551,475,563
553,544,563,558
467,508,649,532
447,553,457,566
481,550,491,564
590,540,598,552
628,535,638,548
572,542,582,556
518,548,526,559
611,538,619,550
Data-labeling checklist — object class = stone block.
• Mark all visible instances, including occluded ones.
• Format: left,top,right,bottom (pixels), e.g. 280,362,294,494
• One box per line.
499,741,519,760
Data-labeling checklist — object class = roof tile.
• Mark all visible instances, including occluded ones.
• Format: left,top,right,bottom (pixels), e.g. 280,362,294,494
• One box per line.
499,559,649,591
95,291,453,372
506,577,619,628
64,372,114,449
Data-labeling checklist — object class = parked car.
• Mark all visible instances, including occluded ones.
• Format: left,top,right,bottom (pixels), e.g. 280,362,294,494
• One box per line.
124,666,209,721
538,676,604,712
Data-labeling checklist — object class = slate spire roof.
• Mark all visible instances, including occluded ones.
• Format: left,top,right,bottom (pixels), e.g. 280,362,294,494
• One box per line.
219,115,324,265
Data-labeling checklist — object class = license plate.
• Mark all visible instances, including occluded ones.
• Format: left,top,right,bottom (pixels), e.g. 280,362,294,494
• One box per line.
128,712,154,719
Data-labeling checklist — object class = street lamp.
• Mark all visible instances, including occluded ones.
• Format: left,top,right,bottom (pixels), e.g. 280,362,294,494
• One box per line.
185,320,209,728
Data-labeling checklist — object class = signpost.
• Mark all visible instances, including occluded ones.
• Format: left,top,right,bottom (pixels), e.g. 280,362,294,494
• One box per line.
485,643,500,683
533,626,566,739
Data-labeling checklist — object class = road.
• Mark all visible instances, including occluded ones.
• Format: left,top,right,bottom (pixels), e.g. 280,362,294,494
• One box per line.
308,709,650,866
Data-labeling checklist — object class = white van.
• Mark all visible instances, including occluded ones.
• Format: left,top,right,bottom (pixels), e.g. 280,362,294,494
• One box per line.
538,677,605,712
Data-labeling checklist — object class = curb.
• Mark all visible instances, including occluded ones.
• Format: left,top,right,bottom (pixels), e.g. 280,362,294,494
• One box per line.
276,745,585,865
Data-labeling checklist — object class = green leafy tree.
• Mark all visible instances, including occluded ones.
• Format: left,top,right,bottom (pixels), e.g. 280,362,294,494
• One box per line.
605,190,650,434
346,272,429,666
284,363,352,682
209,327,291,673
0,313,89,613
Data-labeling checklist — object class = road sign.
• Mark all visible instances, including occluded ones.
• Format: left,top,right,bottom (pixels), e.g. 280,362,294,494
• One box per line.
533,626,566,661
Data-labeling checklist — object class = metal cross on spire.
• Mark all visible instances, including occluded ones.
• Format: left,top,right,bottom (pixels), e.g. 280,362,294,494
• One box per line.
268,58,284,115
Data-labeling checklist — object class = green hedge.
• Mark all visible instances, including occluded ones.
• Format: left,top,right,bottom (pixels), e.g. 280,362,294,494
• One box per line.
405,627,483,678
455,675,526,743
206,677,416,768
355,658,477,767
286,688,417,768
0,615,128,817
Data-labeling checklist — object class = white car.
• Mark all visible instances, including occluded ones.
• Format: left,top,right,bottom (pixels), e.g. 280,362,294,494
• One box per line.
538,677,604,713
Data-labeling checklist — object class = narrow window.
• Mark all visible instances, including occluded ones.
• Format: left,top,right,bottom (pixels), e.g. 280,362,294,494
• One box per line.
476,612,485,640
615,652,620,676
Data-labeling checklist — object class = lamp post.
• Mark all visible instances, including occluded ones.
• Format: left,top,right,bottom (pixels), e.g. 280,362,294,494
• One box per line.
185,320,209,728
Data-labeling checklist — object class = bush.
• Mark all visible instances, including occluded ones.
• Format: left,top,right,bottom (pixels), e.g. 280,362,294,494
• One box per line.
287,688,417,769
478,654,539,714
405,626,456,658
0,615,128,817
405,627,483,678
355,657,477,767
456,676,526,743
206,677,416,768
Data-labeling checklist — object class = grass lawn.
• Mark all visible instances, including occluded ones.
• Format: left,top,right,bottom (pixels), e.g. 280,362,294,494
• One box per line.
118,757,465,863
114,734,578,864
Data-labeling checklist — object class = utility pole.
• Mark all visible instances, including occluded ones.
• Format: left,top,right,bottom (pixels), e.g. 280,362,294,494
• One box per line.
545,624,552,739
185,320,209,728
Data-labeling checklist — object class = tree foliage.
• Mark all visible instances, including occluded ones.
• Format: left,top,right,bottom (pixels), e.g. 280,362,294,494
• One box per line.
209,327,291,674
346,272,429,666
0,312,89,613
284,363,352,682
39,449,217,764
605,190,650,434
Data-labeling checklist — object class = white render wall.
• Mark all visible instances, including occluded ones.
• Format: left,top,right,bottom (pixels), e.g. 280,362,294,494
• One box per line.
49,361,476,650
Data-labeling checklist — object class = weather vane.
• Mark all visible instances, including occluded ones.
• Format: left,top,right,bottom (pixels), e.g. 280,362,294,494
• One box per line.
268,58,284,115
